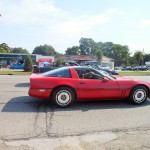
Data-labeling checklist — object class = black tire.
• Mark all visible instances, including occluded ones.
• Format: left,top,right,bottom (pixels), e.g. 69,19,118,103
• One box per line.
52,87,75,107
129,86,148,105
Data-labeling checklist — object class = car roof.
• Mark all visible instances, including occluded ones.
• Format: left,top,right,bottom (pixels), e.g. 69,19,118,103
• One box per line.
68,66,93,70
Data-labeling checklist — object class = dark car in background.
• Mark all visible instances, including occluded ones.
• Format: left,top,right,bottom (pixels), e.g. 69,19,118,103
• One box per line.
62,61,80,66
133,66,148,71
32,65,56,73
121,66,133,71
121,66,148,71
91,65,119,75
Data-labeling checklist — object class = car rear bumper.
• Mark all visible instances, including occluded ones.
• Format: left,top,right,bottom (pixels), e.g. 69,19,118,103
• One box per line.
28,88,52,99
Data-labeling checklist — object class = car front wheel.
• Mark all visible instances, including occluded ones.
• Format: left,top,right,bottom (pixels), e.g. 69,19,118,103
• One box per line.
129,86,148,104
52,87,75,107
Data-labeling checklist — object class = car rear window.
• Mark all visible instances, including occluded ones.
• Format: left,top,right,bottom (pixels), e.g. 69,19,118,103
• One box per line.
33,66,52,73
43,67,72,78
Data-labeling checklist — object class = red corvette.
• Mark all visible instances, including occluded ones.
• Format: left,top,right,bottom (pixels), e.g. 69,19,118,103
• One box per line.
29,66,150,107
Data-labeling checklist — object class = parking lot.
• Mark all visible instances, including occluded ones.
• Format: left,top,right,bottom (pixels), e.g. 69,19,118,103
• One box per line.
0,75,150,150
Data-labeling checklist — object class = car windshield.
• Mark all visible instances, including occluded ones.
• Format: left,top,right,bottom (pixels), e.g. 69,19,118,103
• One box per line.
96,69,115,80
42,67,71,78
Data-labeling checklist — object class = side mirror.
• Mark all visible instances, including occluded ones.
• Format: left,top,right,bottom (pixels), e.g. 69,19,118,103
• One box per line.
103,77,109,81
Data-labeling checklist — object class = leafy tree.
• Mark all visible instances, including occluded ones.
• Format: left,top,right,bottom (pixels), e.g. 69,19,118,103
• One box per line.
24,55,33,72
55,58,62,67
10,47,29,54
97,42,130,66
129,56,137,66
98,42,113,57
65,46,79,55
96,49,103,63
112,44,130,66
133,51,144,66
0,43,10,53
79,38,97,55
144,54,150,63
32,44,56,56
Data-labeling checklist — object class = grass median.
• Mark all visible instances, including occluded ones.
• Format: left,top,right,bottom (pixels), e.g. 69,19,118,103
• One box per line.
0,69,31,75
119,71,150,76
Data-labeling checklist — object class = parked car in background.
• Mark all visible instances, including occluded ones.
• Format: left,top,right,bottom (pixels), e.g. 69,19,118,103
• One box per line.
62,61,80,66
32,65,56,73
114,66,122,70
133,66,148,71
92,65,119,75
121,66,133,71
10,63,24,69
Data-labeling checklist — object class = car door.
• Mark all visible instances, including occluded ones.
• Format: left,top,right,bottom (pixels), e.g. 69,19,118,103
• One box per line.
76,68,120,100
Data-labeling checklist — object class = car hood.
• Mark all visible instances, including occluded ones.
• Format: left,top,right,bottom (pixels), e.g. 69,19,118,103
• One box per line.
114,75,150,88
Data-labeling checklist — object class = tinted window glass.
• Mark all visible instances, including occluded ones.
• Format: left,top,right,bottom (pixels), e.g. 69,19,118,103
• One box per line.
43,67,71,78
75,68,104,80
33,66,52,73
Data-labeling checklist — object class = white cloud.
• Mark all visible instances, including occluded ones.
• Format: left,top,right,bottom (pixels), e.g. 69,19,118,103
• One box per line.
129,43,150,54
138,19,150,28
0,0,118,53
105,8,117,14
0,0,114,32
89,14,110,25
0,0,64,24
50,8,117,37
52,13,111,38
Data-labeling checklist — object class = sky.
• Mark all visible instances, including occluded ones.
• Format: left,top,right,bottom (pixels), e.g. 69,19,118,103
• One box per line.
0,0,150,55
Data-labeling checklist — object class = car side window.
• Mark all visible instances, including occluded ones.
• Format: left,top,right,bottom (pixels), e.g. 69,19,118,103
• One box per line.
43,67,72,78
75,69,104,80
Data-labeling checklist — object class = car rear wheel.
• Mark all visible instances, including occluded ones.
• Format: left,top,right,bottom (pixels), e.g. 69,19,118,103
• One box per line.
129,86,148,104
52,87,75,107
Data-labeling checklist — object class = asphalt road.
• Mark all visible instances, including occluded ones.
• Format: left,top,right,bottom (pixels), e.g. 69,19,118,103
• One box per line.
0,75,150,142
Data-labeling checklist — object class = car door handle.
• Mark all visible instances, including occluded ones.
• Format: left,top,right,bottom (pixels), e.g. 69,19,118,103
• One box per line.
79,82,85,84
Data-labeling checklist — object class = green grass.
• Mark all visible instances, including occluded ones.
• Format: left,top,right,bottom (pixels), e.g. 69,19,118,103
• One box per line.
0,69,31,75
119,71,150,76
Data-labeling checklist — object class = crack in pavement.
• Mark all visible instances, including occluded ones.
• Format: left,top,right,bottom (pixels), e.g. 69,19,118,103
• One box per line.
33,103,45,138
1,100,150,142
1,126,150,143
45,104,55,138
0,102,54,142
32,102,56,139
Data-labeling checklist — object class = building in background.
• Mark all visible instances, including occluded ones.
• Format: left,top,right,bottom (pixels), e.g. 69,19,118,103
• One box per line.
0,53,54,67
55,55,114,69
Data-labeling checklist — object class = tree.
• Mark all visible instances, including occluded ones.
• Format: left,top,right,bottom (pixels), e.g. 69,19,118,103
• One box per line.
97,41,130,66
98,42,113,58
65,46,79,55
129,56,137,66
55,58,62,67
96,49,103,63
144,54,150,63
112,44,130,66
79,38,98,55
24,55,33,72
133,51,144,66
32,44,56,56
0,43,10,53
10,47,29,54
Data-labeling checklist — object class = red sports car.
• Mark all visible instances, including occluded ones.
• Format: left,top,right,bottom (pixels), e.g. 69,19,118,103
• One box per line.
28,66,150,107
